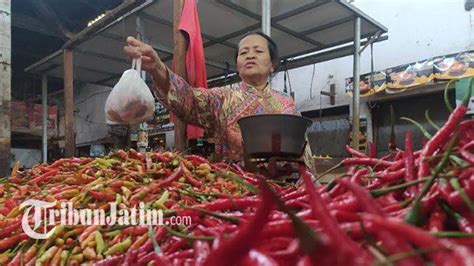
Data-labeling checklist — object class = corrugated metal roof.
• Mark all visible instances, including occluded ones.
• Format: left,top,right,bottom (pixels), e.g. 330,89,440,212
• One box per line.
25,0,387,88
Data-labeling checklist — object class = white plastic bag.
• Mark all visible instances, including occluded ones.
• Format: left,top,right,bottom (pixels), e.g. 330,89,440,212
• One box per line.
105,58,155,125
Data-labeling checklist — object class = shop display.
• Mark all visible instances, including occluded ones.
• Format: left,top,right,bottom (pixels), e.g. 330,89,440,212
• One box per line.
345,71,387,97
434,51,474,80
2,89,474,265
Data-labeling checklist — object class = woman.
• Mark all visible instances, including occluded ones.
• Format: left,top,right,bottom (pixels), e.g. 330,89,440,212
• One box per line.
124,32,314,172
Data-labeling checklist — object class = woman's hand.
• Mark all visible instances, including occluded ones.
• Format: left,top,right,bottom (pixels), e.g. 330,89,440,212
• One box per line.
123,36,168,87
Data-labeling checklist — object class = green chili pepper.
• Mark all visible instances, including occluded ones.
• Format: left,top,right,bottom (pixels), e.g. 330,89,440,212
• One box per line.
70,253,83,262
59,250,69,266
38,246,58,263
104,230,121,238
104,238,132,256
37,225,65,257
121,186,131,199
115,194,122,205
95,231,106,256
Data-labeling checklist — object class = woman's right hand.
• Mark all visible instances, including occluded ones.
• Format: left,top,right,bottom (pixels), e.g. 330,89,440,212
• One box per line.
123,36,168,83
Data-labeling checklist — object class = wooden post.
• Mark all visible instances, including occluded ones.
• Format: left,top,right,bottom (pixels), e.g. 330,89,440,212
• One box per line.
0,0,11,176
173,0,188,152
63,49,75,157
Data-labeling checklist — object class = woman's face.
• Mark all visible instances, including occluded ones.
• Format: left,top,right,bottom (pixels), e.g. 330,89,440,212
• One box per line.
236,34,273,85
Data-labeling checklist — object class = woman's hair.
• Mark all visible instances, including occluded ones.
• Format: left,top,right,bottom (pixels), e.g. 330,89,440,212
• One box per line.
235,31,280,72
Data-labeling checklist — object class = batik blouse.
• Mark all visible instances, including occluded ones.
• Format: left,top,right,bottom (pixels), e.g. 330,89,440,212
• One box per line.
153,69,314,171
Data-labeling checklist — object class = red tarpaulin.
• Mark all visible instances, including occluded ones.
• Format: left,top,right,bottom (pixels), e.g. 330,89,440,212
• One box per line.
177,0,208,139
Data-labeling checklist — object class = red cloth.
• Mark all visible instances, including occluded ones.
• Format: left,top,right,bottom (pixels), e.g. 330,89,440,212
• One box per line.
179,0,207,139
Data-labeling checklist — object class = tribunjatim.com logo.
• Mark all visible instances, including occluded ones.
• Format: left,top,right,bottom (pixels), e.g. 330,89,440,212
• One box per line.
20,199,191,239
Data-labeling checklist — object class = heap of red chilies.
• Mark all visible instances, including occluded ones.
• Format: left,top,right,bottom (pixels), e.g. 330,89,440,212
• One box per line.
1,92,474,265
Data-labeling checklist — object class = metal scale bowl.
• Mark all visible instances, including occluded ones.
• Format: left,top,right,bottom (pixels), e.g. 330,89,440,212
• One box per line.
237,114,312,178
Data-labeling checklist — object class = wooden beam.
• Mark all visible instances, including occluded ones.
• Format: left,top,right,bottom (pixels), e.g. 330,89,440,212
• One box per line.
12,14,63,39
63,49,75,157
173,0,187,152
0,0,11,176
62,0,147,50
30,0,73,40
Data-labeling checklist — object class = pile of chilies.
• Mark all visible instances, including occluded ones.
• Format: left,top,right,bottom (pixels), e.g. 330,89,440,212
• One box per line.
1,96,474,265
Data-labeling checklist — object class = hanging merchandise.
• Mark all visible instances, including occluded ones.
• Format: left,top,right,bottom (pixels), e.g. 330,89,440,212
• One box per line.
104,58,155,125
346,71,387,97
434,51,474,80
386,59,434,91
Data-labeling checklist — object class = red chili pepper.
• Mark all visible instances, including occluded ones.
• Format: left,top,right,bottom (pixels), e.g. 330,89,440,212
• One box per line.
0,221,21,239
153,253,172,266
136,251,156,265
4,198,17,210
7,250,22,266
28,169,58,184
299,165,370,264
0,233,29,251
368,142,376,158
184,154,208,164
339,179,384,216
345,145,367,158
158,166,183,187
108,180,124,190
167,249,194,260
123,226,148,236
419,104,468,178
327,194,359,212
342,157,394,168
379,168,406,181
88,190,115,202
350,168,368,184
153,153,172,163
281,189,306,202
330,210,360,223
94,254,125,266
194,240,210,266
181,162,203,187
129,149,145,161
203,179,274,266
460,140,474,164
363,214,466,265
79,225,98,242
403,131,418,198
428,208,446,232
242,249,279,266
231,163,258,184
177,197,260,217
163,237,188,254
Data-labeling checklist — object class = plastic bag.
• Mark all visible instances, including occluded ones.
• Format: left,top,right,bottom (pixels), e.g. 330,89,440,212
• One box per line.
105,58,155,125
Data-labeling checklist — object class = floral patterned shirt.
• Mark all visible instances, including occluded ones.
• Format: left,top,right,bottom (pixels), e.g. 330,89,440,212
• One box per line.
153,69,315,172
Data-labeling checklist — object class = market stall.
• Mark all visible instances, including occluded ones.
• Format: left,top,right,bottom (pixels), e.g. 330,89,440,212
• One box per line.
9,1,474,265
24,0,387,158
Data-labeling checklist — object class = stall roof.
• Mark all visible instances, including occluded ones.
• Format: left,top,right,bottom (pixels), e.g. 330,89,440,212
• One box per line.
25,0,387,87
